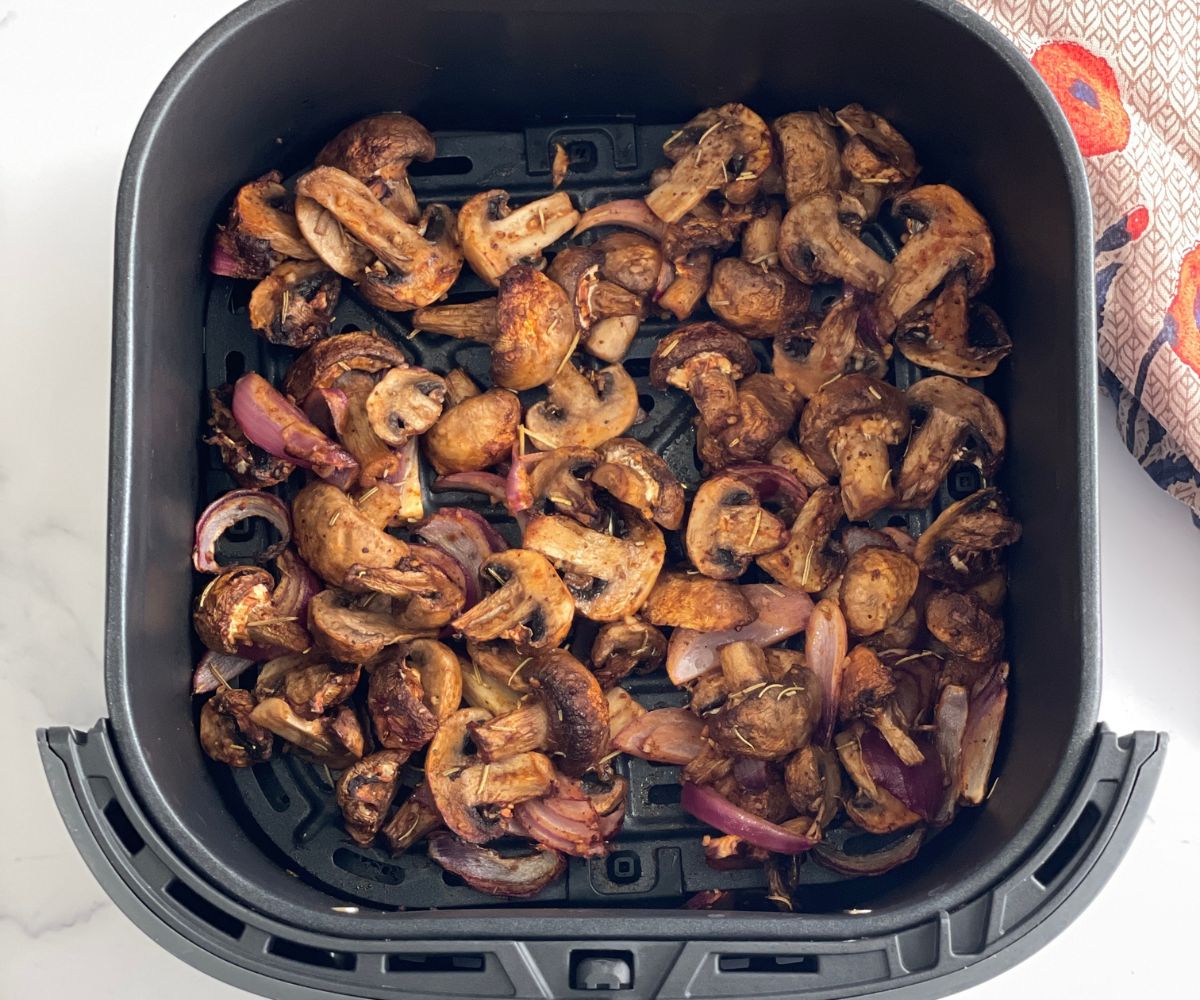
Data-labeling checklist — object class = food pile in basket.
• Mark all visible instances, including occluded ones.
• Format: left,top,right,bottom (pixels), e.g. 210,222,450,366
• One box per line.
192,104,1019,902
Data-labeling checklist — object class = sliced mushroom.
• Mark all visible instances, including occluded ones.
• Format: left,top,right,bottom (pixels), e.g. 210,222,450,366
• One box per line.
894,275,1013,377
292,481,408,587
467,701,551,760
452,549,574,650
523,504,665,621
773,112,843,205
925,589,1003,663
466,640,532,693
784,744,841,831
329,370,408,485
685,474,787,579
657,249,714,321
337,750,410,846
837,646,922,766
592,437,685,530
404,639,464,721
524,360,639,449
457,189,580,286
427,831,565,897
308,589,428,663
839,547,920,637
596,231,664,295
194,565,310,657
914,488,1022,586
650,322,757,434
642,571,756,631
380,783,445,855
367,651,440,751
423,388,521,474
316,113,436,224
766,438,829,492
778,191,893,291
294,195,375,277
895,376,1005,508
720,373,800,464
283,331,408,401
248,260,340,349
460,659,523,716
879,185,995,332
364,366,446,447
590,620,668,689
210,171,316,279
757,484,845,592
199,689,274,767
524,447,602,527
349,544,466,629
255,652,361,718
249,699,364,768
834,104,919,192
773,294,887,401
797,374,910,521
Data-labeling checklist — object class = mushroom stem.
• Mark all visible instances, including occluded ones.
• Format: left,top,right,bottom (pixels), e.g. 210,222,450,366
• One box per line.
452,587,538,641
471,704,551,761
586,315,640,363
658,250,713,320
833,425,896,521
412,299,500,343
689,367,742,430
457,753,555,807
896,407,969,507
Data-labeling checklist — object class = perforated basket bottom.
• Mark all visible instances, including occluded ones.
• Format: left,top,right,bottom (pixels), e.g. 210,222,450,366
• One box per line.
199,120,988,910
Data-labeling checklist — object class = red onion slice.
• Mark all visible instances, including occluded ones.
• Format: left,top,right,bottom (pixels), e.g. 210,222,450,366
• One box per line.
808,599,849,746
192,651,255,694
515,793,606,858
415,508,508,607
681,782,815,855
232,373,359,488
934,684,970,824
432,471,508,505
506,447,551,513
731,756,773,792
653,259,675,301
611,707,705,765
300,386,349,438
813,827,924,876
667,584,814,685
572,198,667,241
426,832,566,897
193,489,291,574
961,663,1008,805
597,800,627,840
859,727,943,822
724,464,809,520
270,549,320,621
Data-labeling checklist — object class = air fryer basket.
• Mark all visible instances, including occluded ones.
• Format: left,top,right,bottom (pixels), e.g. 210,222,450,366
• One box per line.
40,1,1165,998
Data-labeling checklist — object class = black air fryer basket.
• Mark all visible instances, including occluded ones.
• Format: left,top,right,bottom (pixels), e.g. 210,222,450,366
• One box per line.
39,1,1167,997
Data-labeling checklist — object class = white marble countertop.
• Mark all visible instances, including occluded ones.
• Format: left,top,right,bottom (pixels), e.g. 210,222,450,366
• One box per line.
2,2,1198,998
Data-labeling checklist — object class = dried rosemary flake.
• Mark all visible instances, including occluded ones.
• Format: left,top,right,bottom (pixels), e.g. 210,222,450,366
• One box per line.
357,486,379,505
477,763,491,795
742,682,768,695
748,508,763,547
508,657,532,685
761,584,784,597
735,171,758,182
211,666,232,692
521,424,557,448
732,726,755,751
598,749,622,765
757,683,784,699
328,510,342,527
555,329,581,376
487,566,507,585
867,385,882,400
801,541,816,587
395,814,422,845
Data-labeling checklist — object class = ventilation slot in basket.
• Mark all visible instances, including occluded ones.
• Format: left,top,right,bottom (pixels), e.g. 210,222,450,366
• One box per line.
166,879,245,940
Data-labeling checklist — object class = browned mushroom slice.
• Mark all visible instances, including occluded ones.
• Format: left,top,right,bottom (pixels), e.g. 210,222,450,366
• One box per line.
427,831,565,897
466,640,533,693
657,249,714,321
596,231,664,295
840,547,920,637
546,245,603,325
337,749,410,846
835,723,922,834
423,388,521,475
894,275,1013,377
837,646,922,766
199,688,274,767
457,189,580,286
926,589,1004,663
452,549,575,651
766,438,830,492
773,112,843,205
706,642,821,761
294,195,375,278
368,651,439,752
404,639,463,721
895,376,1005,508
650,322,757,433
758,484,846,592
649,104,773,222
797,373,910,521
284,331,409,401
292,481,409,587
255,652,361,718
206,385,294,488
914,488,1021,586
460,658,524,717
592,437,685,530
772,295,887,402
363,366,446,447
784,744,842,831
968,570,1007,611
210,170,317,279
521,447,602,527
248,261,340,349
721,374,799,463
879,185,995,333
194,565,310,657
349,544,466,629
411,297,500,341
685,474,787,580
778,191,893,291
522,505,665,621
381,783,444,855
308,589,424,663
642,571,756,631
524,361,639,450
590,620,668,689
249,699,364,768
328,370,408,485
427,708,555,843
834,104,920,191
316,113,436,224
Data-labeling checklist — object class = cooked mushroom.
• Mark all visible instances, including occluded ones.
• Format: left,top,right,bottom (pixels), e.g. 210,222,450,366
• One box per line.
427,708,555,842
295,167,462,310
294,194,374,278
423,387,521,474
209,171,316,279
457,189,580,286
523,447,602,527
778,191,893,291
451,549,574,650
766,438,829,492
926,589,1004,663
547,245,646,353
523,504,665,621
367,651,440,751
590,620,668,688
773,112,843,205
784,744,841,831
460,657,524,716
381,783,444,854
596,231,664,295
199,688,274,767
283,331,409,401
657,249,714,321
718,373,800,463
326,370,409,485
248,260,340,349
363,366,446,446
706,641,821,760
255,652,361,718
757,484,845,591
836,723,922,834
650,322,757,434
894,274,1013,377
642,571,756,631
249,699,364,768
349,544,466,629
524,360,639,449
206,385,294,488
797,374,910,521
591,437,685,530
648,104,772,222
427,831,565,897
834,104,919,194
337,750,410,846
308,589,429,663
772,294,887,401
840,546,920,637
685,474,788,579
837,646,922,766
914,488,1021,585
493,265,578,389
403,639,464,721
316,113,435,224
879,185,995,333
194,565,309,657
291,481,407,586
895,376,1005,508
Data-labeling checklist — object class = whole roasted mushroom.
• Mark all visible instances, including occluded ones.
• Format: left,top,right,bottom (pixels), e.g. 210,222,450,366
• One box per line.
773,111,843,205
778,191,893,291
840,546,920,636
685,474,788,579
337,750,410,846
209,170,316,279
524,360,639,450
650,322,757,434
423,384,521,474
457,189,580,286
592,437,685,530
642,571,756,631
199,688,274,767
894,274,1013,377
895,376,1005,508
772,294,887,401
835,103,920,200
797,374,910,520
914,488,1021,585
451,549,575,650
926,589,1004,663
590,620,668,688
248,261,340,349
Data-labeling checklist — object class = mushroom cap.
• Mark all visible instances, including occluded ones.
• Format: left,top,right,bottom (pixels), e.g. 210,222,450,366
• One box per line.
492,265,577,390
772,295,887,401
649,321,758,389
527,648,610,777
423,388,521,475
707,257,810,337
249,699,364,768
546,245,604,329
316,114,435,222
248,260,340,349
757,483,846,592
895,281,1013,378
292,481,410,587
904,374,1005,477
524,361,639,450
199,689,274,767
685,473,788,579
337,750,409,846
797,374,909,477
307,588,429,664
839,546,920,636
590,620,667,689
834,104,919,188
526,446,602,527
457,189,580,286
925,589,1004,663
914,487,1021,585
772,111,843,205
193,566,274,655
284,331,408,401
595,231,663,295
593,437,685,530
641,571,757,630
451,548,575,650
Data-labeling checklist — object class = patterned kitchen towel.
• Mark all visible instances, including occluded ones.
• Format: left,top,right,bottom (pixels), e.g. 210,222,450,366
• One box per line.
961,0,1200,524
